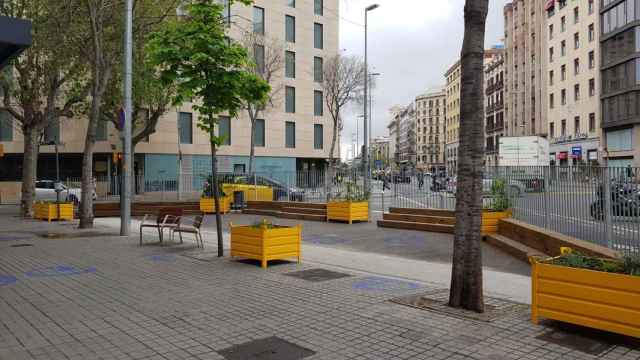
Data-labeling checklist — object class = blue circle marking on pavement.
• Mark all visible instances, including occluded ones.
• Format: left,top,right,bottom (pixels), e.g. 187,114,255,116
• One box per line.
0,275,17,286
148,254,177,263
0,234,32,242
25,265,97,278
383,234,425,247
351,276,421,292
306,234,349,246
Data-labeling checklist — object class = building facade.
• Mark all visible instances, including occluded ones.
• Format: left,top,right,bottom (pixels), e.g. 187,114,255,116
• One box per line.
504,0,547,138
545,0,600,166
370,136,391,170
415,88,446,173
485,52,506,166
445,61,461,173
387,105,402,168
600,0,640,167
0,0,339,199
396,104,417,167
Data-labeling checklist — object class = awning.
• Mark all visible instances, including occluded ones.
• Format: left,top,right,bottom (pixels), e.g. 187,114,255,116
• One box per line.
545,0,555,10
0,16,32,70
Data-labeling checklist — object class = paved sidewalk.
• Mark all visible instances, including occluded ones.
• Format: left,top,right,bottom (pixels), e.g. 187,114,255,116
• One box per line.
0,208,639,359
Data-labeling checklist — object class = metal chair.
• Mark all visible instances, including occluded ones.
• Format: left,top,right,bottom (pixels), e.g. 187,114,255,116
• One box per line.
139,207,183,245
171,215,205,248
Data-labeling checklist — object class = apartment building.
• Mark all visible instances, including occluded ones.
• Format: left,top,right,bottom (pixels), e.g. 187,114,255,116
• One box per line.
504,0,547,138
485,52,506,167
396,104,417,167
0,0,338,190
600,0,640,167
387,105,403,168
545,0,600,166
444,61,461,173
370,136,391,170
415,88,446,173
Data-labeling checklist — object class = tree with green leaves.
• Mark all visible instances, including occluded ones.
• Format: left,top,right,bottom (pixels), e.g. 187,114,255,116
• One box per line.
0,1,88,218
449,0,489,313
147,1,270,256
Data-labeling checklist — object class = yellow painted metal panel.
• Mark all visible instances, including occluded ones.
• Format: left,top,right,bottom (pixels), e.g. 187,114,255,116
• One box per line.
327,201,369,223
538,293,640,327
539,278,640,311
538,262,640,293
199,197,230,214
230,223,301,268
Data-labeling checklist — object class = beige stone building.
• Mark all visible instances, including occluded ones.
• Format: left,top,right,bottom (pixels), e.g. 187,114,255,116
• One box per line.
485,51,506,167
370,136,391,170
0,0,339,197
444,61,461,173
415,88,446,173
504,0,547,138
545,0,600,166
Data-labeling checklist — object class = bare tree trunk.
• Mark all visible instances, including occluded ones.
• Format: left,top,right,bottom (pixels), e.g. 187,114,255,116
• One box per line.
20,127,39,218
449,0,489,313
210,126,224,257
79,95,101,229
327,118,339,202
248,117,256,175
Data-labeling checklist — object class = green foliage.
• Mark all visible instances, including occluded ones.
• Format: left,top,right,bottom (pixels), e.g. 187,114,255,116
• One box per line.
550,251,640,276
485,178,511,212
146,1,270,145
332,181,370,202
201,175,226,198
250,219,275,229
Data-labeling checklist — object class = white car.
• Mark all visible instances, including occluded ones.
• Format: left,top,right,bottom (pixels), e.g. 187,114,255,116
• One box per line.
35,180,96,205
446,177,525,197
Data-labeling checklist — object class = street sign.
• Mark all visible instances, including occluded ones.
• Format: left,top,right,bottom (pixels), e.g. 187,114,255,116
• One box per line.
571,146,582,158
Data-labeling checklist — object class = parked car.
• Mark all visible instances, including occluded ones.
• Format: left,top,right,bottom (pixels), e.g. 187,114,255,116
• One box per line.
590,181,640,220
35,180,96,205
231,175,306,202
445,176,525,197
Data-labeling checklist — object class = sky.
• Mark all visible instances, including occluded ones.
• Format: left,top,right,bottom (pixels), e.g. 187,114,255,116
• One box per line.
337,0,510,160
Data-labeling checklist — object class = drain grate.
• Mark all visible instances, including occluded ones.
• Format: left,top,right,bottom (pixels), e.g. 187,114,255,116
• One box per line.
536,329,614,355
284,268,351,282
218,336,315,360
10,244,33,248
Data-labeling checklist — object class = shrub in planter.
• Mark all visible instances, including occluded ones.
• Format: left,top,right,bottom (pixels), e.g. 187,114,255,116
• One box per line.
481,178,512,234
200,177,230,213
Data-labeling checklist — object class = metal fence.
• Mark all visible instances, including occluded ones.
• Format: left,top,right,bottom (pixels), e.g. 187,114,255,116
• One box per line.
43,165,640,255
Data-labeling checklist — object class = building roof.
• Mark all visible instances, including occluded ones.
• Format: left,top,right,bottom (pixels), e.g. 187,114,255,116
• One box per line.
416,86,446,99
0,16,32,70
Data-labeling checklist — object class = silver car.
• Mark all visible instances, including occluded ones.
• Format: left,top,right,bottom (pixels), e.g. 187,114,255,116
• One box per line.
35,180,96,205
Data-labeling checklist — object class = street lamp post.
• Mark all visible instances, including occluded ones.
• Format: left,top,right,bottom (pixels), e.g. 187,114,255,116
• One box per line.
368,72,380,176
364,3,379,191
121,0,133,236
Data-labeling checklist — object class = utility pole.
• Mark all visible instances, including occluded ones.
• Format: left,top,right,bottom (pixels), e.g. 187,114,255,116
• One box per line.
364,3,379,190
120,0,133,236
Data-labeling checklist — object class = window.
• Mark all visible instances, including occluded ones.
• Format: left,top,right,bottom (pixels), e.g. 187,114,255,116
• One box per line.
285,121,295,148
549,70,554,85
254,44,265,74
285,86,295,113
253,7,264,34
589,113,596,132
550,122,555,138
574,58,579,75
561,64,566,80
574,32,579,49
574,116,580,134
607,128,633,151
561,40,566,56
588,23,594,42
588,0,593,14
314,0,323,16
285,51,295,78
0,110,13,141
574,83,580,101
96,120,107,141
559,0,566,9
218,116,231,145
561,16,566,32
573,7,579,23
254,119,265,147
561,119,566,136
589,78,595,96
561,89,566,105
285,15,295,42
44,120,60,144
314,23,323,49
549,24,554,40
178,112,192,144
549,47,554,62
314,90,323,116
288,0,295,7
589,51,595,69
549,93,555,108
314,57,323,82
314,124,323,149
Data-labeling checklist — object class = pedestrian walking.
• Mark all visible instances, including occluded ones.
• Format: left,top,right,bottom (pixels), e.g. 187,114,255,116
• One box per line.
418,172,424,190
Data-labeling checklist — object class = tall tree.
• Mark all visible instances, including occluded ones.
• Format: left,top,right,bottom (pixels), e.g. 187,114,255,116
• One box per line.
449,0,489,313
0,1,87,218
322,55,365,194
147,1,269,256
240,31,284,175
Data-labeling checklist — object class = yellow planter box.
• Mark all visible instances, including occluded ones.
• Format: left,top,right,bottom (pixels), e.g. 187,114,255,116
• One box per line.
33,202,74,222
222,184,273,203
530,256,640,338
481,209,511,234
230,223,302,268
200,196,231,214
327,201,369,224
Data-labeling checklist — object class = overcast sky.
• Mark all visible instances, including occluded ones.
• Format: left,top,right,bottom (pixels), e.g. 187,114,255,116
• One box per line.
338,0,509,159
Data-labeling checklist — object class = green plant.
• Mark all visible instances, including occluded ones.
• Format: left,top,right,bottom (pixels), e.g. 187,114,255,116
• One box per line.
485,178,511,212
332,181,370,202
250,219,275,229
201,175,226,198
549,251,640,276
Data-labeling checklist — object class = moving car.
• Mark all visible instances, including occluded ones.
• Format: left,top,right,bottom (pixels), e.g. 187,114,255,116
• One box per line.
35,180,96,205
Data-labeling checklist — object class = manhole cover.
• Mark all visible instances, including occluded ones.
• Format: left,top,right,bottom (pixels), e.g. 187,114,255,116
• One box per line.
218,336,315,360
285,268,351,282
389,290,528,322
536,330,613,355
10,244,33,248
0,275,17,286
351,276,421,292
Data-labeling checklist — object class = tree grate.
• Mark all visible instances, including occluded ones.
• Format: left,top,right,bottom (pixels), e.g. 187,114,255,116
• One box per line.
218,336,315,360
284,268,351,282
